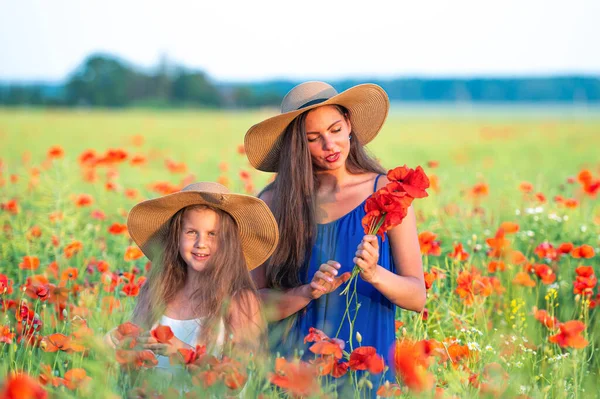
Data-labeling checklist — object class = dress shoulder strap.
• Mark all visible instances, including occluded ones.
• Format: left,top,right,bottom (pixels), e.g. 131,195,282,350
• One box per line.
373,174,383,192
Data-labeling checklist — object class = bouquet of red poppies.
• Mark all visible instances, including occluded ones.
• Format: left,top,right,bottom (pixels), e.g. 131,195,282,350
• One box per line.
340,165,430,296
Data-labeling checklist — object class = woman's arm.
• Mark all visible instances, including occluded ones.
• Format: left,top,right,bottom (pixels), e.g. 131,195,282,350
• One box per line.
253,188,350,321
353,174,426,312
251,262,351,321
355,205,426,312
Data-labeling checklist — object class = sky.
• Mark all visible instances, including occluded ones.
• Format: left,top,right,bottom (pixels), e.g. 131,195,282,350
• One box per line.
1,0,599,83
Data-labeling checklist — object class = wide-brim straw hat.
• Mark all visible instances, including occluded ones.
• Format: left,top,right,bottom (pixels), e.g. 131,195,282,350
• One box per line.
127,182,279,271
244,81,390,172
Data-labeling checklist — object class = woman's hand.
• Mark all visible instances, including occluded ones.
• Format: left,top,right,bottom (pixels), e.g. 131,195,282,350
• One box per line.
354,235,380,284
307,260,351,299
137,331,190,357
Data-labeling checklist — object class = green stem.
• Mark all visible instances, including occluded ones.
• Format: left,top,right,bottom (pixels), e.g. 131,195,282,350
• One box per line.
335,268,359,339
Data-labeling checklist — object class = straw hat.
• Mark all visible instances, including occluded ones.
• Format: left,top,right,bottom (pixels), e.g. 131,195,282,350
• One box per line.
127,182,279,271
244,81,390,172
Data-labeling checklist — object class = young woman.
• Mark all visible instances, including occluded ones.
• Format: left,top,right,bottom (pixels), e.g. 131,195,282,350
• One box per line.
244,82,426,363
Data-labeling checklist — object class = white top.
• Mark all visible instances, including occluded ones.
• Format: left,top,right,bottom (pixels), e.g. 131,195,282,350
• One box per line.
154,315,225,370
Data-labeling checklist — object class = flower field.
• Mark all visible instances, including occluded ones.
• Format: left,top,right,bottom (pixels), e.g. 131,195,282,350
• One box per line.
0,108,599,398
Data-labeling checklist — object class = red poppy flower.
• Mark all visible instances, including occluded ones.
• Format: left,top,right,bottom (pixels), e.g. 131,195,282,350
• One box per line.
535,192,547,203
534,309,560,329
124,189,138,199
309,339,343,360
27,226,42,240
564,198,578,208
362,189,412,240
0,274,14,294
270,358,320,397
572,245,595,259
424,271,437,290
0,373,48,399
151,325,174,343
1,199,19,214
78,150,97,166
304,327,328,344
121,282,140,297
549,320,588,349
448,242,469,261
498,221,519,234
519,181,533,193
470,182,489,197
165,159,187,174
392,339,434,392
534,242,558,262
19,256,40,270
349,346,385,374
386,165,430,199
108,223,128,235
377,382,402,397
124,246,144,261
117,321,142,338
418,231,441,256
533,264,556,284
130,155,146,166
172,345,206,366
63,241,83,259
558,242,574,255
47,146,65,160
487,260,505,273
0,325,15,344
512,272,536,287
73,194,93,207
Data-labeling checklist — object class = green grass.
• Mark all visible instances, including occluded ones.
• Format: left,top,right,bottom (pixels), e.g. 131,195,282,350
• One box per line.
0,107,599,398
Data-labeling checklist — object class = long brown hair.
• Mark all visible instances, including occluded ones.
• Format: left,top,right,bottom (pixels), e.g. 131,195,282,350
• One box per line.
131,205,263,351
263,105,386,289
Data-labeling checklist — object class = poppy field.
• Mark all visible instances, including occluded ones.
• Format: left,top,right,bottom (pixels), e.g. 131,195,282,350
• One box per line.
0,107,599,398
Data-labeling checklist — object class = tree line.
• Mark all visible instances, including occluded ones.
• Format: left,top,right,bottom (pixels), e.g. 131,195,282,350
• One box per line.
1,53,599,107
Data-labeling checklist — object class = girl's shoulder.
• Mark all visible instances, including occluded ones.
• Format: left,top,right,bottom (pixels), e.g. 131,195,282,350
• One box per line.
228,289,262,325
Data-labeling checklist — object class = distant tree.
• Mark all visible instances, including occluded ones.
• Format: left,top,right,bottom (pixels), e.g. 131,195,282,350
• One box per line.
171,69,221,107
65,54,135,106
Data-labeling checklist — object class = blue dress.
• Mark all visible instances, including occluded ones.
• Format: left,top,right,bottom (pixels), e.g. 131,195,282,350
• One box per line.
269,175,397,386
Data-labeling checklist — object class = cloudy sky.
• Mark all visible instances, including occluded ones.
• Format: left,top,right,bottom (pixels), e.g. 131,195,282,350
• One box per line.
1,0,598,82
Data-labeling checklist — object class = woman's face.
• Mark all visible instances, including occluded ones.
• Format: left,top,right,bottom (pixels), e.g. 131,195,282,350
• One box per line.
304,105,352,171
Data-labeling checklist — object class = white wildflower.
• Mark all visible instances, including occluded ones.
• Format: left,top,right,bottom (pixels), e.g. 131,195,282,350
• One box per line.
467,342,481,351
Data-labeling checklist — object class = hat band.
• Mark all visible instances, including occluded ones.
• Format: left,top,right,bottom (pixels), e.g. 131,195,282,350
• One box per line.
297,97,329,110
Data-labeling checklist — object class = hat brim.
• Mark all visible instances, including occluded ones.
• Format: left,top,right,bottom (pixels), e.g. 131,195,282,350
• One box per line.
127,190,279,271
244,84,389,172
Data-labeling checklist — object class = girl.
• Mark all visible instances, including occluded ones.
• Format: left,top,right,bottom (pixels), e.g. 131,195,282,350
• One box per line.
106,182,279,370
244,82,426,367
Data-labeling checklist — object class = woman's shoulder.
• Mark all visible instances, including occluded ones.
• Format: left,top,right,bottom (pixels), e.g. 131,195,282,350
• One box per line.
351,171,389,192
374,173,390,191
258,189,274,207
256,183,275,208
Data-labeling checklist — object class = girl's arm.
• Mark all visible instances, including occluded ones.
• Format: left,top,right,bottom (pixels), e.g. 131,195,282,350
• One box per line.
228,290,265,354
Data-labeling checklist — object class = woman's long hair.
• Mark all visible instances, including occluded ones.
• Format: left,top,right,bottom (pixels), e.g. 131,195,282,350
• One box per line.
263,105,386,289
131,205,263,352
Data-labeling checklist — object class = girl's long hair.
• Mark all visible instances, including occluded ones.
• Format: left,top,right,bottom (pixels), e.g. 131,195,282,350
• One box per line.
263,105,386,289
132,205,263,351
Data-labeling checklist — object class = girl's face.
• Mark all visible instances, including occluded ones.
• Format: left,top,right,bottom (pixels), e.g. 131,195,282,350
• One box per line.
179,208,219,273
304,105,352,171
